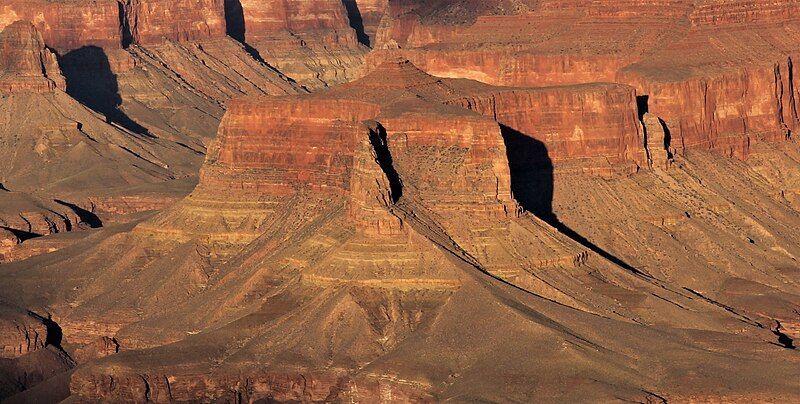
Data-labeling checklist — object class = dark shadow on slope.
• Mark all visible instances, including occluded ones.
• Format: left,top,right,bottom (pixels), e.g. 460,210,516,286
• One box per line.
26,312,64,350
500,124,646,276
0,183,8,192
369,123,403,202
224,0,246,43
54,200,103,228
342,0,371,47
58,46,150,136
773,321,796,349
223,0,278,68
0,227,41,242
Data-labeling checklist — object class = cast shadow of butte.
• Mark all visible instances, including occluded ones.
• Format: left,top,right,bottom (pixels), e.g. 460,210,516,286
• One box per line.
500,125,643,275
58,46,150,136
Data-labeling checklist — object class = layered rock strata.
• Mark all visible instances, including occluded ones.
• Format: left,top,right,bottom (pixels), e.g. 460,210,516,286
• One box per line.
371,0,800,161
235,0,368,88
0,0,121,53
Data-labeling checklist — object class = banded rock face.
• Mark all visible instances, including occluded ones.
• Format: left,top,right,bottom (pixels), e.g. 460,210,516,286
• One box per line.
0,0,121,53
372,0,800,160
0,21,65,93
235,0,368,88
54,62,800,403
121,0,227,45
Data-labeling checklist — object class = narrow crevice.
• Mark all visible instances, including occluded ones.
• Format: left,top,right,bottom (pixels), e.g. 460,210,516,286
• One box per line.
224,0,246,43
118,0,134,48
636,95,649,121
368,123,403,203
342,0,370,47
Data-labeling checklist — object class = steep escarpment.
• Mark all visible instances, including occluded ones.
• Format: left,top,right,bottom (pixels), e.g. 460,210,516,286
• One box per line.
0,0,121,53
0,21,65,93
372,0,800,160
120,0,227,45
233,0,368,88
62,85,800,403
2,2,800,402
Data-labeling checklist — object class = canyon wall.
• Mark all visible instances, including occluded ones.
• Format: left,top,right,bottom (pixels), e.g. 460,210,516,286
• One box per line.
446,83,646,169
236,0,367,88
203,96,380,194
0,0,121,53
121,0,227,45
370,0,800,162
0,21,65,93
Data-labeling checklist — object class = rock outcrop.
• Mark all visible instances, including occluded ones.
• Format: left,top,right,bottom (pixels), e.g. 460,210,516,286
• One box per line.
235,0,368,88
371,0,800,160
0,0,122,53
0,21,65,93
2,2,800,403
120,0,228,46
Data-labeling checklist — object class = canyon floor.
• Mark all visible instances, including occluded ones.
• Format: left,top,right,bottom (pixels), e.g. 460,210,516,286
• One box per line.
1,0,800,402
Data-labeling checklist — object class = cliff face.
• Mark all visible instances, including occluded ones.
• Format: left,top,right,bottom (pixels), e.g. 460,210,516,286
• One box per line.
38,60,800,403
3,2,800,403
121,0,227,45
236,0,368,88
203,97,380,194
0,21,65,93
372,0,800,161
446,84,646,170
0,0,121,53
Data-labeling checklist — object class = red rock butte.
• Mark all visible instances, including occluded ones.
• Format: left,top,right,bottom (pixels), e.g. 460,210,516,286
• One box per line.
1,1,800,402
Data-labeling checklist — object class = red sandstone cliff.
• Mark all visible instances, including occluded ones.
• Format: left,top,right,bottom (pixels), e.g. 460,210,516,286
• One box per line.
121,0,227,45
0,0,121,53
235,0,368,88
371,0,800,161
0,21,65,93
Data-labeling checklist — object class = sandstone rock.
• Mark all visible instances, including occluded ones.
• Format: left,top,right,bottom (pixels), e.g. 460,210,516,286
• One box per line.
237,0,368,88
642,113,672,170
2,3,800,403
371,0,800,160
121,0,227,45
0,21,65,93
0,0,121,53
